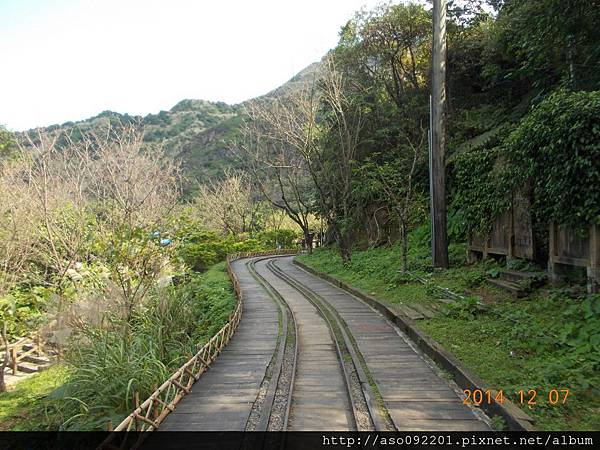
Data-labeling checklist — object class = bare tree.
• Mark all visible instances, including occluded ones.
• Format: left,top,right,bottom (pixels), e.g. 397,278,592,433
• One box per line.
87,124,181,230
239,88,319,252
316,57,365,262
0,155,39,392
85,124,181,321
19,131,94,293
17,124,181,324
193,172,256,237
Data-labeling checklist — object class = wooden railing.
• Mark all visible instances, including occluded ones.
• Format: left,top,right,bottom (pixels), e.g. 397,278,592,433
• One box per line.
2,335,44,375
102,249,298,447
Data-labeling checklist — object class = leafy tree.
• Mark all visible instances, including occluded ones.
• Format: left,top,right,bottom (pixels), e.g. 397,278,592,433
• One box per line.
257,229,298,249
494,0,600,92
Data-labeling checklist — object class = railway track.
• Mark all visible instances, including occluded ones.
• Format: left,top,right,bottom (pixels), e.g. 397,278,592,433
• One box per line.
247,255,491,432
244,257,298,431
161,254,490,432
249,257,373,431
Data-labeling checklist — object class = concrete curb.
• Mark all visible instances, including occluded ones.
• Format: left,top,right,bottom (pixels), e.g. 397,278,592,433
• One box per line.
294,258,537,431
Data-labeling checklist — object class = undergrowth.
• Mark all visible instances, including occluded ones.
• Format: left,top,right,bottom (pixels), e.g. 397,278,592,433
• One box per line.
0,262,237,431
298,234,600,430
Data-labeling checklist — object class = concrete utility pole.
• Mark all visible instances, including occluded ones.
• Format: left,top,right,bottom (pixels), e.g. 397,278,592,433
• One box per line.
430,0,449,269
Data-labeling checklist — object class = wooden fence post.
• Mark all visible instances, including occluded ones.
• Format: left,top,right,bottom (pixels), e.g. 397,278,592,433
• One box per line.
152,384,159,420
10,347,17,375
548,223,561,284
588,224,599,293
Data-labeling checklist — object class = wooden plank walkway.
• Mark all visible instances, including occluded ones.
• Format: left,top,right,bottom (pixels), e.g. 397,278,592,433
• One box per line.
159,255,490,431
274,256,490,431
254,258,356,431
159,258,279,431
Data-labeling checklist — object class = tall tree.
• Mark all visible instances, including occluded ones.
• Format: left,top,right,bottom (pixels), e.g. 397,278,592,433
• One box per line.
329,2,432,263
239,86,319,252
315,57,365,263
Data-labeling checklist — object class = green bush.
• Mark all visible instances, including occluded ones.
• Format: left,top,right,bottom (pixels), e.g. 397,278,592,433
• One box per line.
257,229,298,248
442,295,481,321
503,89,600,229
0,286,50,339
232,238,264,253
177,229,233,271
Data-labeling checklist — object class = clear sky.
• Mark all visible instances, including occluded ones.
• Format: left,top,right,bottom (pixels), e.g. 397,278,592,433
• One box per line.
0,0,387,131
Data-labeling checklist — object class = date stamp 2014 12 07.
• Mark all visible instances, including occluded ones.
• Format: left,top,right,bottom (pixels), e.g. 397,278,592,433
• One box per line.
462,388,571,406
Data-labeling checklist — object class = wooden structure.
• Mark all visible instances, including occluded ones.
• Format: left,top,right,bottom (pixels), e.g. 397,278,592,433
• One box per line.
468,191,534,263
2,335,45,375
549,223,600,293
101,249,297,448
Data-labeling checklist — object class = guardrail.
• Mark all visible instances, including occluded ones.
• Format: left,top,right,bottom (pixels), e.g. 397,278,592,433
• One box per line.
102,249,298,447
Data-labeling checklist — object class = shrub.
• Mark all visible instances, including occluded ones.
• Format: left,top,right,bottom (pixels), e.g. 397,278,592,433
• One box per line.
59,263,236,430
257,229,298,248
503,89,600,230
177,229,233,271
232,239,263,253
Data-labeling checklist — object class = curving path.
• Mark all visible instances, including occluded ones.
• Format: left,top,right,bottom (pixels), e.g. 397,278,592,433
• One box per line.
160,255,490,431
160,258,279,431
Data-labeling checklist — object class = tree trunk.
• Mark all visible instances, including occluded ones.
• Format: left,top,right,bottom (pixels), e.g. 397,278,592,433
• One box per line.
400,220,408,273
304,230,314,255
566,34,577,90
337,229,352,264
0,321,8,393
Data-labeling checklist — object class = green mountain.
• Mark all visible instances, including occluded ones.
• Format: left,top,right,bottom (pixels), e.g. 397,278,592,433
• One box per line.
29,62,320,195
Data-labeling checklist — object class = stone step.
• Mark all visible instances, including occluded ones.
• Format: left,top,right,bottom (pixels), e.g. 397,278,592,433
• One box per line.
18,362,43,373
392,304,425,320
499,270,546,285
2,361,49,374
410,303,438,319
22,354,51,365
486,278,527,298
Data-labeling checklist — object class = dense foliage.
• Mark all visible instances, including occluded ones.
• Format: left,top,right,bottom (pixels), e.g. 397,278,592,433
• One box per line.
503,90,600,229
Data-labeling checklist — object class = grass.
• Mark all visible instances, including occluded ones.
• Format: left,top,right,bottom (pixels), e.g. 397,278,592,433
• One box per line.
0,261,238,431
298,237,600,431
0,365,70,431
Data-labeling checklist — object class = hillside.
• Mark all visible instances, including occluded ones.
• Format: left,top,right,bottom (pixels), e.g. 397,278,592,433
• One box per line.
27,63,321,195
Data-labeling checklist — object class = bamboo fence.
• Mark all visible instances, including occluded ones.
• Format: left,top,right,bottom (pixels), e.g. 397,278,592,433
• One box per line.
101,249,297,448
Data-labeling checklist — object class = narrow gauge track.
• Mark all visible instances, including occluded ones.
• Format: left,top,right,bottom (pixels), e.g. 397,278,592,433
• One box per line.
244,256,298,431
249,257,385,431
160,255,489,432
271,256,491,431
